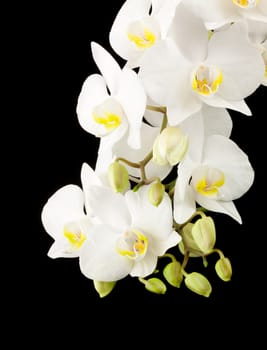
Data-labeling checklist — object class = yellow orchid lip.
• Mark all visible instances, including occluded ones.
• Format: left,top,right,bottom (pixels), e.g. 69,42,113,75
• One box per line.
64,227,86,250
116,229,148,260
192,64,223,96
192,166,225,198
93,112,121,131
92,98,124,132
232,0,259,8
128,28,156,49
127,17,160,50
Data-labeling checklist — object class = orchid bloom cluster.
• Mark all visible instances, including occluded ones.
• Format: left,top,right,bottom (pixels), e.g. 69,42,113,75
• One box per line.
42,0,267,298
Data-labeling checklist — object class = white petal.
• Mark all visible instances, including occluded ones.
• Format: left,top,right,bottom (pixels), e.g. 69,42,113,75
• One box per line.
207,24,264,99
109,0,151,61
81,163,102,215
130,251,158,277
202,135,255,200
201,105,233,138
139,39,193,108
152,0,182,37
79,225,133,281
179,110,204,162
125,186,173,240
182,0,239,29
91,42,122,95
94,138,114,176
201,94,252,116
47,238,79,259
76,74,109,135
87,186,131,231
150,230,181,256
41,185,85,239
167,97,202,126
116,68,146,149
168,3,208,62
174,183,196,224
195,196,242,224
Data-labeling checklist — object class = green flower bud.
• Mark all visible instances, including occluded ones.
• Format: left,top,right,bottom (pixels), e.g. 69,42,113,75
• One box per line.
148,181,165,206
185,272,212,297
93,281,116,298
163,261,183,288
192,216,216,254
153,127,189,166
179,223,203,257
144,278,167,294
215,257,232,282
108,161,129,193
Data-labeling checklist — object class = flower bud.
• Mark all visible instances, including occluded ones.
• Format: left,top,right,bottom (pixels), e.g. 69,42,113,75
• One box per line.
163,261,183,288
148,181,165,206
153,127,188,166
192,216,216,254
93,280,116,298
179,223,203,257
185,272,212,297
144,278,167,294
215,257,232,282
108,161,129,193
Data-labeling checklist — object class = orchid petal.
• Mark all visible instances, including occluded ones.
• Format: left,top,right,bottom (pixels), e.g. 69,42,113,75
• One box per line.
125,186,173,240
79,226,133,281
91,42,122,95
41,185,85,240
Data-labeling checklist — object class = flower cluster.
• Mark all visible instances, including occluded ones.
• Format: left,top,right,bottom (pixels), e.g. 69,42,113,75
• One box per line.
42,0,266,298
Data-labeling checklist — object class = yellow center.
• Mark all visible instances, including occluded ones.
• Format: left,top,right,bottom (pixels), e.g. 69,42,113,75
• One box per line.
232,0,259,8
93,112,121,131
116,229,148,260
128,28,156,49
265,65,267,79
195,170,225,197
64,228,86,249
192,65,223,96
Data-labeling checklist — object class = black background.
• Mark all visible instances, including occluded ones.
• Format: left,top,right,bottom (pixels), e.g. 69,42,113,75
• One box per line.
30,0,266,342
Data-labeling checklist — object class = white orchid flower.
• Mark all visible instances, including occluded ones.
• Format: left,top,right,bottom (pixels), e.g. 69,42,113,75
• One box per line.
109,0,181,68
79,186,181,282
173,135,254,224
41,163,104,258
41,185,91,258
182,0,267,30
139,4,265,125
77,42,146,151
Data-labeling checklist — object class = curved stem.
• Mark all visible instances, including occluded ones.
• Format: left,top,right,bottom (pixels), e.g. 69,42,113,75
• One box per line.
146,105,166,114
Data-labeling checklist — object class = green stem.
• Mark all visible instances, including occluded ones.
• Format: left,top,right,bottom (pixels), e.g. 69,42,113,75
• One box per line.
138,277,147,285
117,111,168,183
115,157,140,168
146,105,166,114
160,253,177,262
181,252,190,277
210,248,225,259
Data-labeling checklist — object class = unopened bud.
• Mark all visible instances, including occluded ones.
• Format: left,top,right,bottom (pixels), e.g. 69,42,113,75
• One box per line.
215,257,232,282
163,261,183,288
148,181,165,206
185,272,212,297
93,280,116,298
108,161,129,193
192,216,216,254
153,127,188,166
179,223,203,257
144,278,167,294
